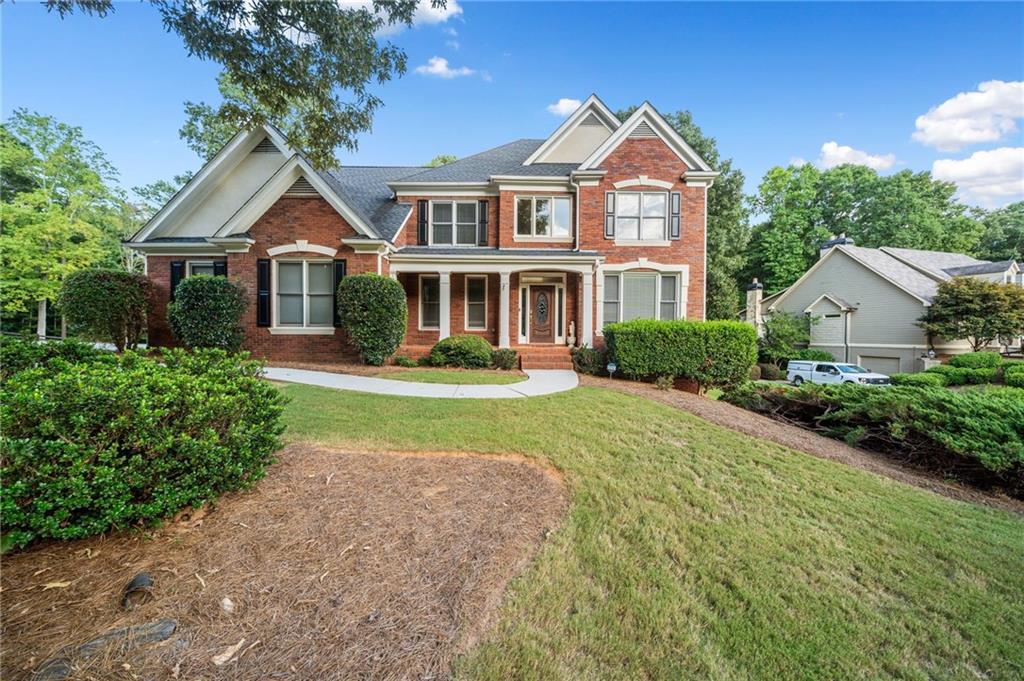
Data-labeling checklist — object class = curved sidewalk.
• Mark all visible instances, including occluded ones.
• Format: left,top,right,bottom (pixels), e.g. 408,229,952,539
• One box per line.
264,366,578,399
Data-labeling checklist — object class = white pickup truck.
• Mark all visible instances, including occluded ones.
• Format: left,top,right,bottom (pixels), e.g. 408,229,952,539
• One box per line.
787,361,891,386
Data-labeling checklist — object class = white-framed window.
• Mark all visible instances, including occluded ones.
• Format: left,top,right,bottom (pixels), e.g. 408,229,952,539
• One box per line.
465,275,487,330
274,260,333,328
615,191,667,241
187,261,216,277
515,196,571,238
419,275,441,330
430,200,478,246
603,272,679,323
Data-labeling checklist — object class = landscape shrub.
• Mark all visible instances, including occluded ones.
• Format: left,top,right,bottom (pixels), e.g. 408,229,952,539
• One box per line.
654,375,674,391
491,348,518,370
0,349,286,549
168,275,247,351
890,372,947,387
749,364,762,381
605,319,757,391
0,335,108,382
926,364,998,386
948,351,1003,369
1005,363,1024,389
393,355,417,368
56,269,151,351
429,335,492,368
787,348,835,363
337,274,407,366
571,345,606,375
724,382,1024,496
758,362,785,380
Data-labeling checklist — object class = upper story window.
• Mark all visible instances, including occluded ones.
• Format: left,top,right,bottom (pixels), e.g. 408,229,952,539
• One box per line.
430,201,478,246
615,191,667,241
516,196,571,239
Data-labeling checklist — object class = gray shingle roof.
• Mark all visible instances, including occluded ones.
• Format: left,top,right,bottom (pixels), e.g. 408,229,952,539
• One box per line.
879,247,983,277
942,260,1017,276
318,166,421,242
393,139,579,183
839,245,944,302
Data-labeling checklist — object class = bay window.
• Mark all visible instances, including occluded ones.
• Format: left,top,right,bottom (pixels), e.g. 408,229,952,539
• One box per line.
615,191,667,241
431,201,478,246
275,261,334,327
516,196,571,238
602,272,679,323
465,276,487,330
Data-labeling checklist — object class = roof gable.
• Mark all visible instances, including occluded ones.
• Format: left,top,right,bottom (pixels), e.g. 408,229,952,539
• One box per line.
523,94,621,165
577,102,713,172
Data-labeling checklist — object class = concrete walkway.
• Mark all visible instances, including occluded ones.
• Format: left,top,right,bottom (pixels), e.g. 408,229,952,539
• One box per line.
264,366,578,399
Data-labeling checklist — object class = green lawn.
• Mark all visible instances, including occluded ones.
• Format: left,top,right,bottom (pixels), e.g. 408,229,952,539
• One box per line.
278,383,1024,680
377,368,526,385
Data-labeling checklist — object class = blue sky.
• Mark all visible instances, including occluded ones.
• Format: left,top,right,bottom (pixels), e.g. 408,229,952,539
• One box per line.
3,2,1022,208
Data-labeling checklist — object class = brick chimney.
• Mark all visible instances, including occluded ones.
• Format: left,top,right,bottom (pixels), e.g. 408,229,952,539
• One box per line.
745,278,764,337
820,233,855,259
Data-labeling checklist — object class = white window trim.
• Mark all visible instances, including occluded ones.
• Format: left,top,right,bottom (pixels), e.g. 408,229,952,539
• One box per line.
270,258,336,334
419,274,441,330
429,200,478,247
613,190,669,245
513,195,573,242
464,275,488,331
601,271,682,324
186,260,216,277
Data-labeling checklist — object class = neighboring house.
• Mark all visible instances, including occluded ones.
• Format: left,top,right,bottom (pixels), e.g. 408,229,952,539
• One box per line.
128,95,718,366
744,235,1023,374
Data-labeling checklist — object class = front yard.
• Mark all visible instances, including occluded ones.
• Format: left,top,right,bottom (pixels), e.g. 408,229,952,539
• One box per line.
375,368,527,385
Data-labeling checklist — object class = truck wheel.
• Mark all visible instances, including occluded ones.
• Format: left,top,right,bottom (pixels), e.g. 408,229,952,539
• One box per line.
793,376,803,386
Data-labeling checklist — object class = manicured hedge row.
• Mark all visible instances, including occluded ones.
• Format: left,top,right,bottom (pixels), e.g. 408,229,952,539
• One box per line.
604,319,757,390
948,351,1003,369
724,382,1024,496
926,364,999,386
1,349,286,549
1006,363,1024,389
0,336,108,382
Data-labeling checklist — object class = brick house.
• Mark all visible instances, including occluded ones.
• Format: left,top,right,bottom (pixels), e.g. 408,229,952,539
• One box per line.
128,96,718,366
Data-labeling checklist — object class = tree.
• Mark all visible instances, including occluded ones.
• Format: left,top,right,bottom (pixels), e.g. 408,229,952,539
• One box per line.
426,154,457,168
758,311,812,367
919,277,1024,351
49,0,438,169
975,201,1024,262
617,107,750,319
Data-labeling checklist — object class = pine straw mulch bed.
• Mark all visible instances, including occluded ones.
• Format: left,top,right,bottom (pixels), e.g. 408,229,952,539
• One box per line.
581,375,1024,515
1,445,567,680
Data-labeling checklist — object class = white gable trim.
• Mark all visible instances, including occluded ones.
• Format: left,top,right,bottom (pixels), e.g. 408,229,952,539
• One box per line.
523,94,621,165
131,125,292,243
578,103,713,172
213,155,380,239
267,240,338,257
803,293,854,313
613,176,674,190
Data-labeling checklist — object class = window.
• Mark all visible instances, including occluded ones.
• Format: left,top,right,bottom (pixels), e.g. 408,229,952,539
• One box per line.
420,276,440,329
615,191,667,241
431,201,477,246
276,261,333,327
187,261,216,277
516,196,571,238
603,272,681,323
465,276,487,330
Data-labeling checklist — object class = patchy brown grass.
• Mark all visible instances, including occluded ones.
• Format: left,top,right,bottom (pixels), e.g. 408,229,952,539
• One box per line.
1,445,566,680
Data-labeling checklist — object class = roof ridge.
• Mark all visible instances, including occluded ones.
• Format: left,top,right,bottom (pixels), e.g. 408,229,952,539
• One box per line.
397,138,542,181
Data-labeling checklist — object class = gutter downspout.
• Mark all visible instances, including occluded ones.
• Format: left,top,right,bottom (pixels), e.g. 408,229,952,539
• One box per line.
570,175,581,252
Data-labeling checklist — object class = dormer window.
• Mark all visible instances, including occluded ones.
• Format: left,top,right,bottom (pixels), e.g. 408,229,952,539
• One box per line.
430,201,478,246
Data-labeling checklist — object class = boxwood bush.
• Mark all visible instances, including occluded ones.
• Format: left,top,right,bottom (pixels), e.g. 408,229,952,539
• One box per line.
724,382,1024,496
948,351,1003,369
0,336,108,382
0,349,286,549
429,335,493,368
491,348,518,370
1005,363,1024,389
337,274,407,366
56,269,152,351
890,372,947,387
168,275,247,351
604,319,757,391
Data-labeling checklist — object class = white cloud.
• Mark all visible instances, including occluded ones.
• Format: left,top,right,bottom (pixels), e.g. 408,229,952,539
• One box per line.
414,56,474,79
816,141,896,170
546,98,582,117
363,0,463,36
912,80,1024,151
932,147,1024,208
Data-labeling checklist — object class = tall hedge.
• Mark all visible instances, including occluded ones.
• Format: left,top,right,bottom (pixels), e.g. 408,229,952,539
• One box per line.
604,319,757,390
0,349,286,549
337,274,407,366
168,275,248,351
56,269,151,351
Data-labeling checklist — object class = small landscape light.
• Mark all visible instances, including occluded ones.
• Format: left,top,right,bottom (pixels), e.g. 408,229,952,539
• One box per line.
606,362,617,378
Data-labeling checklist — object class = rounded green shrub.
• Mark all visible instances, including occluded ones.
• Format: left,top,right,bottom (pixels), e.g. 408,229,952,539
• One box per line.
429,335,493,368
758,363,785,380
491,348,518,370
337,274,407,366
56,268,152,351
0,335,109,383
168,275,247,351
394,355,417,368
571,345,606,375
890,372,947,387
0,349,286,549
949,351,1003,369
1002,363,1024,389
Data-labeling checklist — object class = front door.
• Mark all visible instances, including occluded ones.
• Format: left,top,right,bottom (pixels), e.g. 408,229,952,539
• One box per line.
529,285,555,343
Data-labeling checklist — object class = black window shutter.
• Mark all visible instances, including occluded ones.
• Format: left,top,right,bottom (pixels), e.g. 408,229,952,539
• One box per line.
604,192,616,239
169,261,185,301
417,200,428,245
670,191,682,240
213,260,228,277
333,259,347,327
256,259,271,327
477,200,489,246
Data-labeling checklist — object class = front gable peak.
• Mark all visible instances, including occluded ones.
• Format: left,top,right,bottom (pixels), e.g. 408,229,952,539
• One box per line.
523,94,621,165
578,102,714,173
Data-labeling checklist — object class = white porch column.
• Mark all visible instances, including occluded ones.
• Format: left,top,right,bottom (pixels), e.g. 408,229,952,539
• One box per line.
438,270,452,340
581,270,594,347
498,271,511,348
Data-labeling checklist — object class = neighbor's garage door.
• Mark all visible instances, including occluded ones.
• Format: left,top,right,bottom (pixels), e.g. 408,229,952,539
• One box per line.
858,355,900,374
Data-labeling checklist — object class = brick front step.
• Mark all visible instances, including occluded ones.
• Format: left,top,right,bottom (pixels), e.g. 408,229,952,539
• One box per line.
521,360,575,370
516,345,574,370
